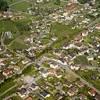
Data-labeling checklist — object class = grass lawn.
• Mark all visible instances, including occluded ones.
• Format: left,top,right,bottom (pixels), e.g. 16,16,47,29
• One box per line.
64,69,77,82
8,34,30,50
46,96,56,100
0,16,31,33
13,18,31,33
38,1,66,9
74,55,89,65
10,1,31,11
22,65,39,76
51,22,82,48
0,86,18,99
83,31,100,44
6,0,19,4
41,38,50,45
1,17,32,46
10,96,22,100
0,79,16,95
0,19,19,34
8,40,28,50
51,22,81,38
77,70,100,90
36,23,82,58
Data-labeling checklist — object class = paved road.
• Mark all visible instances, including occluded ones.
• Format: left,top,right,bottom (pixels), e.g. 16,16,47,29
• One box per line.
0,1,100,98
42,56,100,94
0,84,17,98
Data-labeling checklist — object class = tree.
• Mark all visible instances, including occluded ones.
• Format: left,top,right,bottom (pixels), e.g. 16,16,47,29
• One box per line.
0,0,9,11
54,0,61,5
95,0,100,8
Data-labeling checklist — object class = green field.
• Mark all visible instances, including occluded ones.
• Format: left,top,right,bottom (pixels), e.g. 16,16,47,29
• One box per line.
8,40,28,50
0,18,31,35
74,55,89,65
10,96,22,100
0,17,32,49
51,22,82,48
0,79,16,95
22,65,39,76
77,70,100,90
0,20,19,33
51,22,81,38
10,1,31,11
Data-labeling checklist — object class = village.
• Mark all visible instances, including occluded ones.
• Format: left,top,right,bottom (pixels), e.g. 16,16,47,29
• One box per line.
0,0,100,100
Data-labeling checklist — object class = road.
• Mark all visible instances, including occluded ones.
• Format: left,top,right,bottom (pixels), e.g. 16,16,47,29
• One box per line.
0,84,17,98
0,61,33,98
42,56,100,94
0,1,100,98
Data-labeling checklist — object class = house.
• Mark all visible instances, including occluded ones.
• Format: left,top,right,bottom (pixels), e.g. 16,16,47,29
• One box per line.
65,3,78,14
25,96,33,100
17,87,28,98
35,64,41,69
95,94,100,100
3,68,13,78
81,31,88,37
5,31,13,39
56,69,63,78
67,86,78,96
70,65,80,70
63,43,80,49
88,89,96,96
0,73,5,84
95,24,100,30
22,60,29,65
53,50,61,56
65,80,72,88
87,56,94,61
37,0,43,3
75,81,85,88
58,58,67,65
70,0,78,3
74,34,83,42
49,63,59,69
40,91,50,98
55,92,64,100
41,69,48,78
3,11,13,18
0,59,5,66
0,13,2,17
51,37,57,41
47,68,57,77
29,83,38,91
63,43,68,50
79,94,87,100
